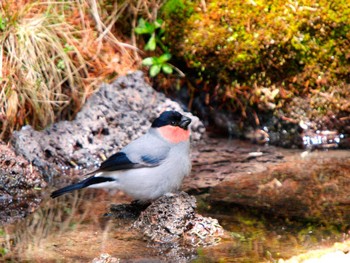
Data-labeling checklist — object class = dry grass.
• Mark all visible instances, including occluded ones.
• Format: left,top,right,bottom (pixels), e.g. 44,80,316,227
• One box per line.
0,0,138,139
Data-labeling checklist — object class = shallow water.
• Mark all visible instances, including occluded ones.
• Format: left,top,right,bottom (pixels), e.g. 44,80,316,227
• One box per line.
1,191,158,262
195,201,347,262
1,191,347,262
1,138,350,262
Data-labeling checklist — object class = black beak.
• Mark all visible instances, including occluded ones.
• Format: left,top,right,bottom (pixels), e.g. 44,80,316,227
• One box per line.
179,115,191,129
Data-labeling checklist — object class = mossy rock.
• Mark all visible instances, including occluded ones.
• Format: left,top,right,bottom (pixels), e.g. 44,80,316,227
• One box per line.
162,0,350,118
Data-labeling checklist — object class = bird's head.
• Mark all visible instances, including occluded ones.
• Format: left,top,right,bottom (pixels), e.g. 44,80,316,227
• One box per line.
152,111,192,143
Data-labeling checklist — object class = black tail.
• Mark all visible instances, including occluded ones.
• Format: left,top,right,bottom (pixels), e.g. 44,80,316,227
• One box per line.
50,176,115,198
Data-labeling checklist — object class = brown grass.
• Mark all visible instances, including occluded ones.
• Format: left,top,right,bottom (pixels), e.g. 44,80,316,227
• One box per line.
0,0,138,139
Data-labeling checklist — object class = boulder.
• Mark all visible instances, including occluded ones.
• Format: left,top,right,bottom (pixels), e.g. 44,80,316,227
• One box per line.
0,142,46,224
208,151,350,222
133,192,224,246
12,71,205,179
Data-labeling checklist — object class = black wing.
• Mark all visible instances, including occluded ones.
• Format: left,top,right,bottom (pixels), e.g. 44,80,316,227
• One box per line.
98,152,142,171
98,151,168,172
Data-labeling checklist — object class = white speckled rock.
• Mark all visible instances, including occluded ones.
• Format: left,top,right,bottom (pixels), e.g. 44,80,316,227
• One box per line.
12,71,205,177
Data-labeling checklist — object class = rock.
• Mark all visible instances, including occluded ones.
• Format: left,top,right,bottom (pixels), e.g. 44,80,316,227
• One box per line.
11,71,205,179
103,192,223,262
0,142,46,224
133,192,224,246
183,214,223,247
183,138,285,195
134,192,196,243
208,150,350,222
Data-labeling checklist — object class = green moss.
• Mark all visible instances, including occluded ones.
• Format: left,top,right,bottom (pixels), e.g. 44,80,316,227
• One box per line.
163,0,350,117
161,0,194,19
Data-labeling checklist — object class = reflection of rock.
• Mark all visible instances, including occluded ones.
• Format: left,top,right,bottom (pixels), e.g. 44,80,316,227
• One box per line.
0,142,46,224
12,71,205,178
133,192,223,246
208,151,350,222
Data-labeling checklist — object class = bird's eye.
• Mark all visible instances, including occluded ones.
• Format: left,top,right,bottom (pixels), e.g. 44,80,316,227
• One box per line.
171,121,176,126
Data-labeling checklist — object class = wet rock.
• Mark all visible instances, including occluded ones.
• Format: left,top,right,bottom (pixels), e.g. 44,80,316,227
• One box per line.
0,142,46,224
183,214,223,247
208,150,350,222
183,138,285,195
133,192,224,246
11,71,205,179
134,192,196,243
103,192,223,262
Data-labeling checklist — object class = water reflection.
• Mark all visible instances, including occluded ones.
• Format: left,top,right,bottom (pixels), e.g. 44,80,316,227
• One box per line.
0,189,348,262
196,202,347,262
0,191,158,262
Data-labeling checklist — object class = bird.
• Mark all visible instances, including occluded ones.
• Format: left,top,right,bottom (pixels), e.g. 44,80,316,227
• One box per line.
50,110,192,201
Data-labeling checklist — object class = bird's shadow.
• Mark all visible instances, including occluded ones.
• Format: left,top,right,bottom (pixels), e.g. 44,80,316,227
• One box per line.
104,200,151,219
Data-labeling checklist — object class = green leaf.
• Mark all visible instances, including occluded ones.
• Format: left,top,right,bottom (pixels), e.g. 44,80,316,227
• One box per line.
152,56,161,64
158,53,172,63
145,22,155,33
0,15,5,31
154,18,164,28
162,63,173,74
150,64,161,77
142,57,155,66
145,34,156,51
134,18,147,34
135,18,155,35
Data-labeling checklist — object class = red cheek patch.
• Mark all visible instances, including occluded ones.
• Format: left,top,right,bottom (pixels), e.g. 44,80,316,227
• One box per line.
158,125,190,143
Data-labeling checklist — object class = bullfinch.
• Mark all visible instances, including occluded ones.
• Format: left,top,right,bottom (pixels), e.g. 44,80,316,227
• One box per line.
50,111,192,201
